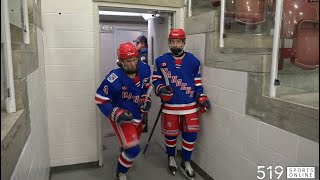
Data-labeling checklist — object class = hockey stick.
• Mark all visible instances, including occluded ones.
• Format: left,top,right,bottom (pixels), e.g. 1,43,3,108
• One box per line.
142,85,153,133
142,112,148,132
142,102,164,155
143,68,170,155
160,68,170,87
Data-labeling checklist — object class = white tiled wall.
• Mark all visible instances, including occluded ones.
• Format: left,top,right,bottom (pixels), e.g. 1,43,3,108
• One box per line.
185,34,319,180
10,27,50,180
42,0,97,167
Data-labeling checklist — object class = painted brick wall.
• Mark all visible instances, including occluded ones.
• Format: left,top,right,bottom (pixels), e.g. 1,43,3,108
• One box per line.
41,0,97,167
41,0,185,167
10,27,50,180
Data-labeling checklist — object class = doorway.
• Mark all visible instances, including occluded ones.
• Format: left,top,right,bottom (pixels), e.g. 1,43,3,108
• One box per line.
94,3,181,166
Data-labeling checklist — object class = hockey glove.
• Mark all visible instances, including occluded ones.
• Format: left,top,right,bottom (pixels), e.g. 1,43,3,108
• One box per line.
139,96,152,112
197,94,211,113
158,85,173,102
111,108,134,123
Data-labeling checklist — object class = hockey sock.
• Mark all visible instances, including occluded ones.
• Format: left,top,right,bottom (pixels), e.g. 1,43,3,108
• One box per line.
165,135,177,157
117,145,140,173
181,132,197,161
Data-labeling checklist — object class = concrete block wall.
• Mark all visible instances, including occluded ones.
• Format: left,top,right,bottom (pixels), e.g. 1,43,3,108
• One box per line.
41,0,97,167
10,27,50,180
184,33,319,180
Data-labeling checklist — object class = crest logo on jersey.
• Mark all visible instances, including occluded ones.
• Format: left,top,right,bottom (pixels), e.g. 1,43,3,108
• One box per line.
167,122,172,127
161,62,167,67
122,86,127,91
103,85,108,95
107,73,118,83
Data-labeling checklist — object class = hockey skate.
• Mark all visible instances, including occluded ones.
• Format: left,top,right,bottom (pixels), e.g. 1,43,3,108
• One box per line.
180,161,195,180
168,156,177,175
116,170,127,180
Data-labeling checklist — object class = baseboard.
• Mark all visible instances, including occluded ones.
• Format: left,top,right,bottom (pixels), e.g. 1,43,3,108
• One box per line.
49,161,99,177
177,150,214,180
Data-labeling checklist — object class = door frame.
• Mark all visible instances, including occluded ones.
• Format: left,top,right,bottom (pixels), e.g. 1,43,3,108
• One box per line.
93,2,185,166
114,26,148,68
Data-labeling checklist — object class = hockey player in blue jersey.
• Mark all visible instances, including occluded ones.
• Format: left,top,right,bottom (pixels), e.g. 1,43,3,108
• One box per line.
152,29,211,179
95,42,152,180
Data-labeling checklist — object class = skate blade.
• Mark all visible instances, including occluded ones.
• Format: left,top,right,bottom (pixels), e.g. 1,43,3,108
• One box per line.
180,168,195,180
168,169,176,176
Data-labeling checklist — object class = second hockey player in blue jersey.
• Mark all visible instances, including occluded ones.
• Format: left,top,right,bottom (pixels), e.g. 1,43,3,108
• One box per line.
152,29,211,179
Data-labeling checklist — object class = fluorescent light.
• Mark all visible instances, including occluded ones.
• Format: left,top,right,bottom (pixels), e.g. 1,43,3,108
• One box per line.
99,10,161,21
99,11,160,21
99,10,149,16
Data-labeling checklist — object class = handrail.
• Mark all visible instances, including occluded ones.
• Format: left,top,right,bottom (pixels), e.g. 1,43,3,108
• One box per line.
219,0,225,47
1,0,16,113
269,0,284,97
188,0,192,17
22,0,30,44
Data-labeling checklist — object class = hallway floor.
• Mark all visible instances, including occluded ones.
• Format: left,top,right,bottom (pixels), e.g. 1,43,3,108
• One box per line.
51,133,205,180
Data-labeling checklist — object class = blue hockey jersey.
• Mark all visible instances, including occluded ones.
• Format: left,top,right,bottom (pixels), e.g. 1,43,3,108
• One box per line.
152,52,204,115
95,61,151,123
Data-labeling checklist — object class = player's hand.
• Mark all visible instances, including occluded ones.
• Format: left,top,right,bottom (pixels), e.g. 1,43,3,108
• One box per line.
197,94,211,113
139,96,152,112
158,85,173,102
113,108,134,123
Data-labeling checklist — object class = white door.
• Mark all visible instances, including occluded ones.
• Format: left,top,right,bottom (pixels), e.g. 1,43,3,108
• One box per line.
147,14,172,65
97,12,175,166
99,24,147,81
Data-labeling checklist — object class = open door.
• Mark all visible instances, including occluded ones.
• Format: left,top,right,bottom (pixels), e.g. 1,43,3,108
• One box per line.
95,5,177,166
147,13,173,66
